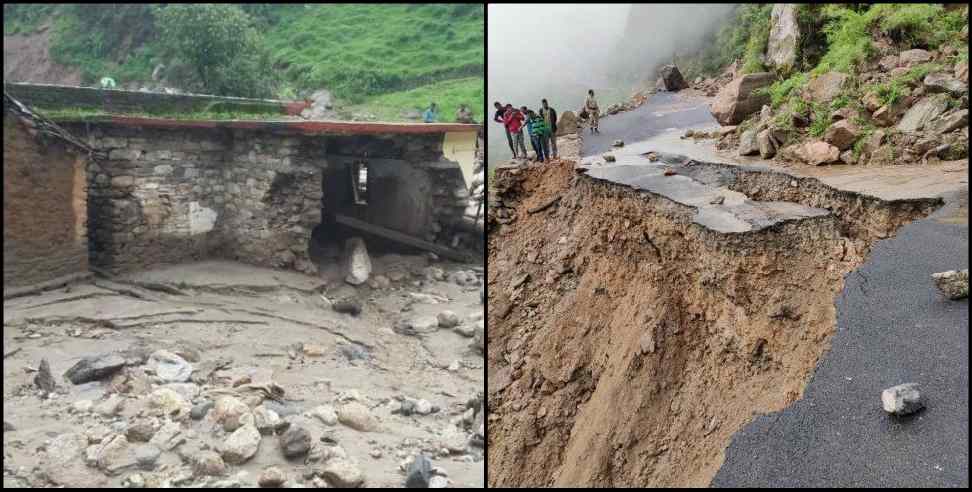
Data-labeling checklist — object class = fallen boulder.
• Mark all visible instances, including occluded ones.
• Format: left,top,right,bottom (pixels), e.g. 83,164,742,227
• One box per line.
923,73,967,98
899,49,932,66
710,72,776,125
767,4,800,72
806,71,849,104
737,128,760,156
931,269,968,300
64,354,126,385
656,64,688,92
882,383,924,416
897,94,949,132
823,120,860,151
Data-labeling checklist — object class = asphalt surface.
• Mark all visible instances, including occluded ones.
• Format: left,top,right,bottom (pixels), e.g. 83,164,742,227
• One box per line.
712,192,969,487
582,91,716,156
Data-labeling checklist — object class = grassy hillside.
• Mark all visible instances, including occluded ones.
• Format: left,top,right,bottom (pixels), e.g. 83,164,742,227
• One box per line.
3,4,484,122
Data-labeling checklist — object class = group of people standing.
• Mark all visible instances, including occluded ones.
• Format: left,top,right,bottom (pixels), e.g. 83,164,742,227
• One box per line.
493,100,559,162
494,89,603,161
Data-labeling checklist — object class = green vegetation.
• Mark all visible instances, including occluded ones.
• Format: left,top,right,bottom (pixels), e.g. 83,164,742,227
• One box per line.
346,77,483,123
4,4,484,122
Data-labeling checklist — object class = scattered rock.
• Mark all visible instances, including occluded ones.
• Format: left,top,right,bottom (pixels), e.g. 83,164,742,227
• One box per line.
824,120,860,151
220,423,262,465
709,195,725,206
656,64,688,92
612,139,624,147
438,425,468,454
321,458,365,488
64,354,127,385
309,405,338,426
212,396,253,432
956,61,969,84
429,476,449,488
899,49,932,65
898,95,949,132
437,310,460,329
259,466,287,488
806,71,849,104
603,154,616,162
787,140,841,166
35,358,56,393
767,4,800,71
73,399,94,413
737,128,759,156
923,73,967,98
757,129,776,158
149,420,185,451
338,402,380,432
126,419,157,443
839,150,856,165
95,434,138,474
405,454,432,488
191,400,215,420
148,387,191,420
135,444,162,470
710,72,775,125
932,269,968,300
878,54,899,72
95,394,125,416
148,350,192,383
344,237,372,286
333,297,362,316
279,425,311,458
882,383,925,416
192,450,226,477
253,406,282,434
454,321,478,338
932,109,969,134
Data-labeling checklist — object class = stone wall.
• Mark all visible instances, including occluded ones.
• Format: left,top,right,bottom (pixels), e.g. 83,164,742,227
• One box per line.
60,121,471,274
5,82,300,116
3,112,89,290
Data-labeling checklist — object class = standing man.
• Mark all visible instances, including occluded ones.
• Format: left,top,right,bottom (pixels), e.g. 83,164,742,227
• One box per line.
494,101,516,158
585,89,600,134
521,106,539,160
540,99,558,159
526,109,550,163
423,102,439,123
503,104,528,159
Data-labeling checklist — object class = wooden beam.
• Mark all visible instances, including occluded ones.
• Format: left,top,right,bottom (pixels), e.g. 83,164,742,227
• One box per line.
334,214,474,263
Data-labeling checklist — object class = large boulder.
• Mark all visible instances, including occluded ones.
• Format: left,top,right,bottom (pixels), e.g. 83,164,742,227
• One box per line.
737,128,760,156
556,111,578,136
757,129,777,158
932,109,969,134
344,237,372,286
932,269,969,300
656,64,688,92
897,94,949,133
710,72,776,125
786,140,840,166
767,4,800,72
806,71,849,104
823,120,860,150
923,73,968,98
956,61,969,84
899,49,932,66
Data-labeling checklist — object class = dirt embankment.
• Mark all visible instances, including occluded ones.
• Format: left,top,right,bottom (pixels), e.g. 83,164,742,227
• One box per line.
4,24,82,85
486,160,940,487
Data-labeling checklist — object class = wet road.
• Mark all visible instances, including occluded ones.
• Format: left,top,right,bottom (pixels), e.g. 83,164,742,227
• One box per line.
713,193,969,487
582,92,717,156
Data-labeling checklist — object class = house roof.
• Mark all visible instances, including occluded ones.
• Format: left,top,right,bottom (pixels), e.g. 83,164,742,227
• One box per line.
4,91,104,159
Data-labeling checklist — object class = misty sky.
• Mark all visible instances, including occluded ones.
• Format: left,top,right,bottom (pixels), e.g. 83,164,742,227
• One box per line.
487,3,736,165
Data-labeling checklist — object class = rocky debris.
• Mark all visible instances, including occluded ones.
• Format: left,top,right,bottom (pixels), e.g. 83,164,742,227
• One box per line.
212,396,253,432
253,405,283,434
872,97,909,127
612,139,624,147
710,72,775,125
556,110,578,136
709,195,725,206
405,454,433,488
149,420,186,451
300,89,336,120
830,107,860,122
258,466,287,487
192,450,227,477
882,383,925,416
455,319,480,338
191,400,215,420
656,64,688,92
737,128,759,156
34,358,57,394
438,425,468,454
126,419,158,443
879,54,899,72
338,402,380,432
899,49,932,66
64,353,127,384
95,434,139,474
932,109,969,134
344,237,372,286
604,154,616,162
95,394,125,416
332,296,363,316
839,150,856,165
931,269,969,300
219,423,262,465
321,458,365,488
279,424,311,458
806,71,849,104
923,73,967,98
898,94,949,132
784,140,841,166
41,433,93,486
767,4,800,71
956,61,969,84
148,350,192,383
134,444,162,470
148,387,192,420
757,129,776,158
309,404,338,426
823,120,860,150
437,310,461,328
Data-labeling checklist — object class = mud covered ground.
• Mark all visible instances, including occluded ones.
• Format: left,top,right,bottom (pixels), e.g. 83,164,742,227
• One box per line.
2,254,484,488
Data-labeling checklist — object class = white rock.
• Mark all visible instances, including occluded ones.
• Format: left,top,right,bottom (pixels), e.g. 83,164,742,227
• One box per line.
148,350,192,383
344,237,372,286
219,424,262,465
310,405,338,426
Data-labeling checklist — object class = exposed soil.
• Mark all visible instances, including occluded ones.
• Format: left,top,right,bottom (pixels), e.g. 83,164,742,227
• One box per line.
3,23,82,85
2,256,484,488
486,160,940,487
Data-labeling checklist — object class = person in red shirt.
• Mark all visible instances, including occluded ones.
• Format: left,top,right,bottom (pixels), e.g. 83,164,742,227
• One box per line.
503,104,528,159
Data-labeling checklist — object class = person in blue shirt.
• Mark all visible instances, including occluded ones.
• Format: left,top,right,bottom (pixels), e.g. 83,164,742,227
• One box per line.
521,105,540,160
423,102,439,123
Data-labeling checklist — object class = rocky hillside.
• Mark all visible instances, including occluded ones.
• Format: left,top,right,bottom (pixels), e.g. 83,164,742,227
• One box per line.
687,4,968,167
